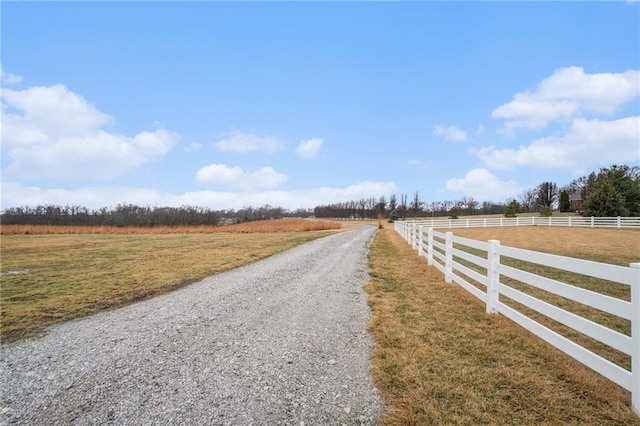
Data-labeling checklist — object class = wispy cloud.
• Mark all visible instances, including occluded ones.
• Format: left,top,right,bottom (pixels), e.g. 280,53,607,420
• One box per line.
0,64,23,85
295,138,323,159
184,142,203,153
433,125,469,142
214,131,283,153
407,159,431,170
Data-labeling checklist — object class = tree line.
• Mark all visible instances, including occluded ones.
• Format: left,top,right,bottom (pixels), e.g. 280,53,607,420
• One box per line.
2,164,637,227
0,204,314,227
313,164,640,220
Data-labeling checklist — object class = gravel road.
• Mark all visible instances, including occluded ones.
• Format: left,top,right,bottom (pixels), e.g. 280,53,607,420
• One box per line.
1,226,383,425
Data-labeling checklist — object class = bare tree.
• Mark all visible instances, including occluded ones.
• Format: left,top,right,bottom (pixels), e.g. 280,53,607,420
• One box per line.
440,200,452,215
388,194,397,212
517,189,537,213
429,201,439,217
358,199,367,220
536,182,558,210
398,193,408,220
459,196,479,215
410,191,423,218
376,195,387,218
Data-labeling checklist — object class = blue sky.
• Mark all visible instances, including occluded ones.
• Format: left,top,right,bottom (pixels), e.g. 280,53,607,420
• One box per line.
1,1,639,211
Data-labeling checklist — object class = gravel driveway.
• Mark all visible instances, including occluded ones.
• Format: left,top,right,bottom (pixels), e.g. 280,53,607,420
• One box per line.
1,226,383,425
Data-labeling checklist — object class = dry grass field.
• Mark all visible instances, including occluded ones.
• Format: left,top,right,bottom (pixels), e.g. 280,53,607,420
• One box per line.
0,218,341,235
366,225,640,425
0,219,341,341
450,226,639,266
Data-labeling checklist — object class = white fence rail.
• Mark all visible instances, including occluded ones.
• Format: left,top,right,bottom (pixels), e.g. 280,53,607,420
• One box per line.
396,216,640,230
394,220,640,416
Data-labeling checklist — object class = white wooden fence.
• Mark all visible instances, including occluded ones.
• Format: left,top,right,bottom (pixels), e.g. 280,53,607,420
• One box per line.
394,220,640,416
397,215,640,230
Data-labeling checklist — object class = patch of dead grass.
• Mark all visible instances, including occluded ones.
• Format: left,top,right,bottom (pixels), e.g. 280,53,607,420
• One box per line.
366,228,640,425
0,230,334,342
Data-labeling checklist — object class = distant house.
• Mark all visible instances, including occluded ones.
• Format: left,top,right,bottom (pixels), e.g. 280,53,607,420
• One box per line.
569,191,584,213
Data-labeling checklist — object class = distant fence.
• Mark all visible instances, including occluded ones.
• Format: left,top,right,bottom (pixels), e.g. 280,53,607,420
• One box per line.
396,216,640,231
394,220,640,416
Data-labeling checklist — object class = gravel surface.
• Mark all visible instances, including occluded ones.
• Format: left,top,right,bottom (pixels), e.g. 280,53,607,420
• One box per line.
1,226,383,425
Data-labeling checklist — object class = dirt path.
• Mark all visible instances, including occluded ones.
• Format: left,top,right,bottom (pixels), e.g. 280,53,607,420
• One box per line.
1,226,382,425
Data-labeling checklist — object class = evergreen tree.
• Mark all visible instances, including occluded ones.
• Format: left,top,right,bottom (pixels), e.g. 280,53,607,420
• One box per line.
584,165,640,217
559,190,570,213
504,200,519,218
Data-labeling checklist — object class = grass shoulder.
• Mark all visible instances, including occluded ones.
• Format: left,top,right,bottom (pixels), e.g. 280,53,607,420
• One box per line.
365,227,640,425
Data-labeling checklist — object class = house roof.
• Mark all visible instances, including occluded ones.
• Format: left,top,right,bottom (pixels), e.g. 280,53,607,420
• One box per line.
569,191,582,201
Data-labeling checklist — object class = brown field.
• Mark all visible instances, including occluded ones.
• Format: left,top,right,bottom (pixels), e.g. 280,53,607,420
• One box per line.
450,226,639,266
0,221,340,341
366,224,640,425
0,218,341,235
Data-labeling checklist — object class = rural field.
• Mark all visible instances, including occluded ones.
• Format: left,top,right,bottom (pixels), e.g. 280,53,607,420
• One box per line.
366,224,640,425
3,219,640,424
0,219,341,341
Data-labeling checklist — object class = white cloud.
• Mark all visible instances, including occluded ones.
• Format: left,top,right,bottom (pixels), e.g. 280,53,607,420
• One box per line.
213,131,283,153
433,125,469,142
296,138,323,159
195,163,287,190
476,116,640,172
476,123,485,137
1,65,23,85
492,67,640,132
1,180,397,211
241,167,287,190
446,169,521,201
196,164,245,185
1,83,180,180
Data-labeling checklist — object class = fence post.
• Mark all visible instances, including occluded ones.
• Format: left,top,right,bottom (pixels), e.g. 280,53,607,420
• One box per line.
408,222,413,246
418,226,425,258
591,216,595,228
500,217,503,227
631,263,640,416
412,223,417,250
445,232,453,283
486,240,500,314
427,228,433,266
569,216,572,227
483,218,487,228
618,216,622,229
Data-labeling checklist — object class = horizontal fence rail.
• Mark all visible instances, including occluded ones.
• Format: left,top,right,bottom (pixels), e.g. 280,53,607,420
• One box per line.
395,216,640,230
393,220,640,416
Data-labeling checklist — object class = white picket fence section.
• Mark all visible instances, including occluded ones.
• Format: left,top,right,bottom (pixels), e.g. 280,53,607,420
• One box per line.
396,215,640,230
394,220,640,416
